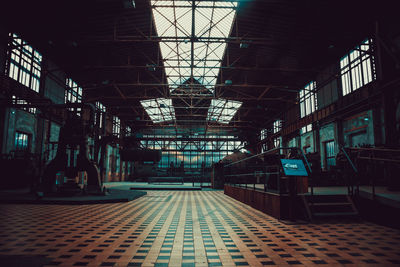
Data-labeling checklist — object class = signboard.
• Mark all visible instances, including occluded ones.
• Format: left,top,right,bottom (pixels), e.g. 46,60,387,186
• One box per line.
280,159,308,177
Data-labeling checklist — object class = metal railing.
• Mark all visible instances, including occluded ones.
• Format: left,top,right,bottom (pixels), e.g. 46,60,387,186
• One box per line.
340,147,359,196
223,147,312,194
346,147,400,199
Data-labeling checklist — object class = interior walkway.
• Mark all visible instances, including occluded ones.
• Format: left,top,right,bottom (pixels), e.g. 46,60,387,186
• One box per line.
1,191,400,266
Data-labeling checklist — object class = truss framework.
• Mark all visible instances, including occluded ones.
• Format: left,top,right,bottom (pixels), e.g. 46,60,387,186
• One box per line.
140,98,176,123
151,0,237,93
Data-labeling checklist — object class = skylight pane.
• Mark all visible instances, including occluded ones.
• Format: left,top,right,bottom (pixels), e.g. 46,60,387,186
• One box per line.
140,98,176,124
159,42,176,60
151,0,237,93
175,7,192,37
207,98,242,124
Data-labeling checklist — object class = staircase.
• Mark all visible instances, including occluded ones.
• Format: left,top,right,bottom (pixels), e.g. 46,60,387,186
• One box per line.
302,194,359,222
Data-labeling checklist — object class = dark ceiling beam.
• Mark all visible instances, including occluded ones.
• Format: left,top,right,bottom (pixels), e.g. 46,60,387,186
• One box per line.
82,35,281,46
112,84,140,115
127,136,241,142
257,86,272,100
222,87,260,99
102,104,270,111
120,118,253,124
82,64,320,73
84,82,299,90
86,95,293,102
132,123,258,129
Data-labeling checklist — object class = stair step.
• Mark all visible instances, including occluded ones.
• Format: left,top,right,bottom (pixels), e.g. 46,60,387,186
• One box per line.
309,202,352,206
313,212,358,217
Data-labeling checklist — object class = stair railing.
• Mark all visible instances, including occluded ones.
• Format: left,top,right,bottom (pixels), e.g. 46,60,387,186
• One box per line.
340,147,358,196
347,147,400,200
224,147,312,194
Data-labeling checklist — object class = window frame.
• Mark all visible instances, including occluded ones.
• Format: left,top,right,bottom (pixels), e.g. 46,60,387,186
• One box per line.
65,78,83,115
112,116,121,137
340,38,375,96
260,128,268,140
324,140,336,170
95,102,106,129
14,131,30,151
299,81,317,118
301,124,313,135
7,33,42,93
273,120,282,134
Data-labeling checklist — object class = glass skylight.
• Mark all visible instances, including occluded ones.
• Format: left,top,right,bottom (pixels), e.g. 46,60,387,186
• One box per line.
140,98,176,123
151,0,237,92
207,98,242,124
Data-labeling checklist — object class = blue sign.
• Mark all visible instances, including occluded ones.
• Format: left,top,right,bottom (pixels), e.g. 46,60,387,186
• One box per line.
280,159,308,176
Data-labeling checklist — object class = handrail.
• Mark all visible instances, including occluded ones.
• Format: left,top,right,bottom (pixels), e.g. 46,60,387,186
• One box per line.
340,146,359,196
340,147,358,173
348,146,400,200
223,146,313,196
348,147,400,163
224,146,312,174
224,147,280,167
348,147,400,153
299,147,312,174
357,156,400,163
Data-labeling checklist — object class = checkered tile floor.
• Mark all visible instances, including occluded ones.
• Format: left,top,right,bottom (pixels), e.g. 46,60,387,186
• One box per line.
1,191,400,266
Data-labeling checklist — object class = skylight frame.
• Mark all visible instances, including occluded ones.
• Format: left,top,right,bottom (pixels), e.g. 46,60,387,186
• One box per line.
140,98,176,124
151,0,238,93
207,98,242,124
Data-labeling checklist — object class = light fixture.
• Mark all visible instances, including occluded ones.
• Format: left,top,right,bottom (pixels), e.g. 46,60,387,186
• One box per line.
225,80,233,85
146,64,156,71
240,42,249,49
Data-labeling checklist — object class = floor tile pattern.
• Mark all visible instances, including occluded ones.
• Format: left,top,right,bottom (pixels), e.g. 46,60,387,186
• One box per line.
0,191,400,266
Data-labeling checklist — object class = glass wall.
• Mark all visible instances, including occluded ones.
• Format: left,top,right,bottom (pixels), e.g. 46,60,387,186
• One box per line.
140,135,244,169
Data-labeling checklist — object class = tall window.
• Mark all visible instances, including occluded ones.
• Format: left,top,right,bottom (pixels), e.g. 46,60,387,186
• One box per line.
8,33,42,92
125,126,132,136
95,102,106,128
65,78,82,115
299,81,317,118
15,132,29,151
273,120,282,134
112,116,121,137
260,129,268,140
325,140,336,170
340,39,375,96
273,137,281,148
65,78,82,103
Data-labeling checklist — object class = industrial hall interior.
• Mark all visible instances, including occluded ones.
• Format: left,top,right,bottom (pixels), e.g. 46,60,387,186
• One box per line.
1,0,400,266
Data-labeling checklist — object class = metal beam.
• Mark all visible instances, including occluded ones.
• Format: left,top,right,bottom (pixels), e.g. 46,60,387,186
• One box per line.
127,136,241,142
112,84,140,115
86,95,292,102
257,86,272,100
84,82,299,90
82,64,319,73
82,35,281,46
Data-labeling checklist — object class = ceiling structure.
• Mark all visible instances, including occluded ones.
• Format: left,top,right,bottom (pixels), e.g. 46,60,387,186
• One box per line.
2,0,394,137
152,0,237,93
